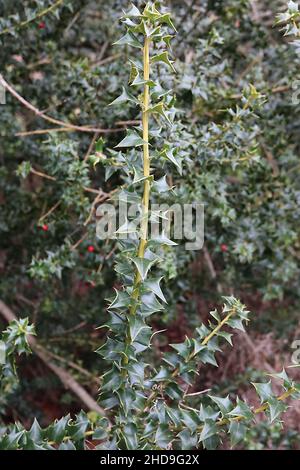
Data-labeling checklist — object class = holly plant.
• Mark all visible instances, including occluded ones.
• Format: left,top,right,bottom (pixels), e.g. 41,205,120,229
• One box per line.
1,1,300,451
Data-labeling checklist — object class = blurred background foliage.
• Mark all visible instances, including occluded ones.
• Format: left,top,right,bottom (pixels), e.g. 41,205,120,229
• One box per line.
0,0,299,449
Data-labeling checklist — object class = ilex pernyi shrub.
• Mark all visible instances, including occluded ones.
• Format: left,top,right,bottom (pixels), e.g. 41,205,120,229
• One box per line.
92,2,300,450
1,1,300,451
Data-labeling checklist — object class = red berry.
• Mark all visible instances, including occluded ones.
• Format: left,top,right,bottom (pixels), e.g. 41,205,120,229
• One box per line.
87,245,95,253
38,21,46,30
220,244,228,253
41,224,49,231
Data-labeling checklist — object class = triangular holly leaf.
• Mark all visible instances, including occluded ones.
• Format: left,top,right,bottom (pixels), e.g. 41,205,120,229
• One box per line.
128,316,151,342
147,101,171,124
217,330,233,346
209,395,233,416
151,51,176,73
268,368,294,390
143,22,162,39
144,277,167,303
171,338,191,360
150,232,177,246
153,175,171,192
268,398,286,423
229,421,247,448
155,424,173,449
228,398,254,421
130,64,156,87
252,381,274,403
115,129,146,148
115,219,138,235
108,289,131,310
149,209,169,223
109,87,139,106
159,13,177,32
199,420,217,442
162,34,174,48
131,257,157,281
123,3,141,18
113,32,142,48
140,292,164,316
142,3,161,22
161,148,182,174
116,189,141,204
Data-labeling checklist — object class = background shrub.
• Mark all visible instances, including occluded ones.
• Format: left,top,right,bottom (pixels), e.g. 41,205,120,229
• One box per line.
0,0,300,450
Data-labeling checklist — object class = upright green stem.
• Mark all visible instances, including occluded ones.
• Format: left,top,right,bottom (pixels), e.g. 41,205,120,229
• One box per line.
122,36,151,372
129,36,151,315
139,36,151,256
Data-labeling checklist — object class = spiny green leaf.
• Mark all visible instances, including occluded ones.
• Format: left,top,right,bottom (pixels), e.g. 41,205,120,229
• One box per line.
144,277,167,303
108,289,131,310
115,129,146,148
153,175,171,192
161,148,182,174
159,14,177,32
209,395,233,416
252,381,274,403
109,87,139,106
123,3,141,18
151,51,176,73
180,409,200,433
171,339,191,360
101,366,123,393
140,292,164,315
128,316,151,342
114,31,142,48
131,257,157,281
115,219,138,235
177,429,197,450
228,398,253,421
229,421,247,447
199,420,217,442
268,398,286,423
149,232,177,247
122,423,138,450
155,423,173,449
268,368,294,390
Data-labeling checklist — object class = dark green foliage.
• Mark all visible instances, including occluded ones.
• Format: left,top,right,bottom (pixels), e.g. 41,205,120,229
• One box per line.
0,319,35,409
0,0,300,451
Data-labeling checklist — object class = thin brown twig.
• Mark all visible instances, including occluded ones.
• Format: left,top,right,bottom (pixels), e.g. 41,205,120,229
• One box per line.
36,346,100,385
83,132,99,162
71,233,89,251
115,120,141,126
31,167,56,181
30,166,111,199
91,53,122,67
83,192,107,226
98,41,109,62
97,244,117,273
39,200,61,222
84,186,107,195
16,127,74,136
203,246,222,293
0,74,123,134
27,58,52,70
63,11,81,36
261,142,279,176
